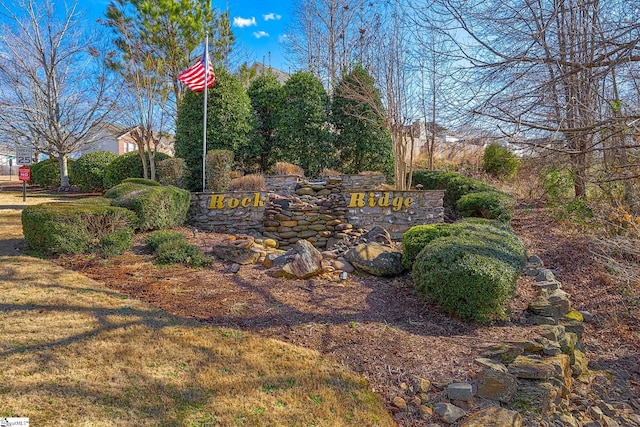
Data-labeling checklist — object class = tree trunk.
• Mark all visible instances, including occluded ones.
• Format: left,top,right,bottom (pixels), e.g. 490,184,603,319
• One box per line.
58,155,70,191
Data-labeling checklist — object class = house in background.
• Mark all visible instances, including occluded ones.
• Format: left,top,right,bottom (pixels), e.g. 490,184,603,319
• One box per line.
77,124,174,157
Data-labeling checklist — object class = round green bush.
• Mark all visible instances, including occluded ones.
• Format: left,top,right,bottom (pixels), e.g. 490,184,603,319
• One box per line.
144,230,187,251
482,143,520,179
155,240,209,267
456,191,516,223
108,184,191,231
21,201,135,257
103,151,170,189
401,223,457,269
156,158,189,187
411,219,525,323
30,158,75,189
71,151,118,192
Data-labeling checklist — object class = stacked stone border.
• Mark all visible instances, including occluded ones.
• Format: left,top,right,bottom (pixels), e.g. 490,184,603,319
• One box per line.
390,256,640,426
188,175,445,249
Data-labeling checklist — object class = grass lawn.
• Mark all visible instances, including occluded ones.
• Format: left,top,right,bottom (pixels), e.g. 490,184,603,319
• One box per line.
0,191,394,426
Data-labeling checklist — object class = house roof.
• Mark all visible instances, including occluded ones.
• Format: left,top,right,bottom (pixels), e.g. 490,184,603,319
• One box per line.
250,62,290,85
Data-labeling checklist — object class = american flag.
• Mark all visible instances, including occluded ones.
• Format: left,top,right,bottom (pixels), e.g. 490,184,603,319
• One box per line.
178,53,216,92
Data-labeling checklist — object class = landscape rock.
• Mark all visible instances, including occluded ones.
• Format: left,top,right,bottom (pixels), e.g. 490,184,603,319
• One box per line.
354,225,393,246
268,239,324,279
528,289,572,318
476,367,518,402
344,242,405,277
212,244,261,265
460,406,523,427
508,355,556,380
447,382,474,401
433,402,466,424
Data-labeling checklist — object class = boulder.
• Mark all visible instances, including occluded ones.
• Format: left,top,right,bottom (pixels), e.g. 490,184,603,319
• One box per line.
268,239,324,279
476,368,518,402
528,289,571,318
355,225,393,246
460,406,522,427
344,242,405,277
212,244,261,265
508,355,556,380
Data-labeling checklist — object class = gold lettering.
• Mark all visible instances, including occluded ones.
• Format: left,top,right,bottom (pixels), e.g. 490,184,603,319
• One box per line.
241,196,252,207
392,196,403,211
404,197,414,208
209,194,225,209
378,192,390,207
348,193,365,208
228,198,240,208
253,192,266,207
368,192,376,207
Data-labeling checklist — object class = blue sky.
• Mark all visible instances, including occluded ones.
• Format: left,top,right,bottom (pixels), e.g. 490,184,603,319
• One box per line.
76,0,292,72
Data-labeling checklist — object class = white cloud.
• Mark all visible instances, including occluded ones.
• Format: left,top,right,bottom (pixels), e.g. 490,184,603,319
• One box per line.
263,13,282,21
233,16,257,28
278,34,289,43
253,31,270,39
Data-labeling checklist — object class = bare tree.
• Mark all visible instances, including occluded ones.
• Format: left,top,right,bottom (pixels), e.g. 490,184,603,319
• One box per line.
0,0,118,189
432,0,640,198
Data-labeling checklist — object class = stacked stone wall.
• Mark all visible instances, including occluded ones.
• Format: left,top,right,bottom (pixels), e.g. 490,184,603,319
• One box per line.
187,175,445,248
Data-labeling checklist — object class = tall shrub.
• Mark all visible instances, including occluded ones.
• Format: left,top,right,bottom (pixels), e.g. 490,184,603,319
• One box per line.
174,68,252,191
482,143,520,179
206,149,234,192
71,150,118,192
103,151,170,189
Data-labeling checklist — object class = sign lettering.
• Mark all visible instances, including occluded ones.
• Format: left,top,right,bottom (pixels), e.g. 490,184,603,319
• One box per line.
209,192,267,210
348,192,414,212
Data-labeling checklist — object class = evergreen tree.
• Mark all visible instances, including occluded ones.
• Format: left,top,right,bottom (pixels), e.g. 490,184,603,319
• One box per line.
332,65,394,182
278,71,333,178
239,73,286,173
174,69,251,191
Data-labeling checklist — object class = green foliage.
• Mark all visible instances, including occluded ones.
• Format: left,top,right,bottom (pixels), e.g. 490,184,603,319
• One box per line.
156,158,188,187
30,158,75,189
21,202,135,257
108,184,191,231
122,177,161,186
552,198,594,223
144,230,187,251
71,151,118,192
278,71,333,178
482,143,520,179
457,191,516,223
206,149,234,192
155,239,209,267
411,170,496,209
240,73,287,173
412,219,526,323
540,167,574,202
175,68,252,191
332,65,394,182
103,151,170,189
402,223,457,268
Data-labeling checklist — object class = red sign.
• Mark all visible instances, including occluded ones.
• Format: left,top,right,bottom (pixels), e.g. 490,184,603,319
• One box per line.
18,166,31,182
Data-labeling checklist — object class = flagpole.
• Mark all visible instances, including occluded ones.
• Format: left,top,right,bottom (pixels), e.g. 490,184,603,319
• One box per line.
202,29,209,192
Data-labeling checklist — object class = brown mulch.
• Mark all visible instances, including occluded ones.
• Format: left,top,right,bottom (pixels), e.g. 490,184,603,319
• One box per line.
52,203,640,426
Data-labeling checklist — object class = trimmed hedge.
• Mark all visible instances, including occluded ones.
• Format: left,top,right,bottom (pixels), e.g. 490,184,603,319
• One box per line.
411,218,525,323
402,223,457,269
412,170,495,209
30,158,75,189
457,191,516,223
107,183,191,231
71,151,118,192
121,177,161,186
103,151,170,189
21,202,135,257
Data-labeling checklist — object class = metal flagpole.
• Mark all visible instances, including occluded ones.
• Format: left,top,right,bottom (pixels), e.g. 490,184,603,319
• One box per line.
202,29,209,192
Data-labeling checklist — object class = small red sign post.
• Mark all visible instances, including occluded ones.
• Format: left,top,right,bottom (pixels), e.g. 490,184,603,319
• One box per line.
18,166,31,182
18,166,30,201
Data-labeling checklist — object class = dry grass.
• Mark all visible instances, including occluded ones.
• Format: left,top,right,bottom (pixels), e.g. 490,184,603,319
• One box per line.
229,174,266,191
320,168,342,177
0,191,394,426
271,162,305,177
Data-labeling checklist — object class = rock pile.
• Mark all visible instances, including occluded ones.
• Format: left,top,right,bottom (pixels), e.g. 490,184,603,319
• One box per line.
386,255,640,426
262,178,367,250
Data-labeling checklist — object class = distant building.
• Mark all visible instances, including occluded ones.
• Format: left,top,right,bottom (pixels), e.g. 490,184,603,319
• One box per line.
249,62,290,85
77,124,174,157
